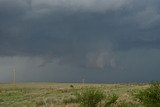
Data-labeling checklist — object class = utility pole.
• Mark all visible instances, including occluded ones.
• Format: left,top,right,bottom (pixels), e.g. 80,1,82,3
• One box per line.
13,68,16,85
82,78,85,84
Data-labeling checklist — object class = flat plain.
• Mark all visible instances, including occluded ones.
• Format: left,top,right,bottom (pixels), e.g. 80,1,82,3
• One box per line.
0,83,148,107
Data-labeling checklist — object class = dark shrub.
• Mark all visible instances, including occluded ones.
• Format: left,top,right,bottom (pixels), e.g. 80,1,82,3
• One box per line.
135,81,160,106
75,87,105,107
70,85,74,88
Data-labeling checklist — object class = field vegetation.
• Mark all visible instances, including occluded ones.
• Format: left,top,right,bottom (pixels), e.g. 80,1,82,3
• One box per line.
0,82,159,107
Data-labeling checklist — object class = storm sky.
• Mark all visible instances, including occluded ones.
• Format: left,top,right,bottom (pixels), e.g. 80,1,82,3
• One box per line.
0,0,160,83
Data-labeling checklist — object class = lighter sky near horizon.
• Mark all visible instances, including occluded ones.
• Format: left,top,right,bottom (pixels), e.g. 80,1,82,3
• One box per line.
0,0,160,83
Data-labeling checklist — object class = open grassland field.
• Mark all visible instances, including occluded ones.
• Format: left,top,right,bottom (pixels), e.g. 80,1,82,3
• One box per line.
0,83,149,107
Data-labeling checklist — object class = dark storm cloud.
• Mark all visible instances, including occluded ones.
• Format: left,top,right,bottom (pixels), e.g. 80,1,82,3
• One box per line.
0,0,160,82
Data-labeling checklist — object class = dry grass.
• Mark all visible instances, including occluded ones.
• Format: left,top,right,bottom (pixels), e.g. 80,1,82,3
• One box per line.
0,83,147,107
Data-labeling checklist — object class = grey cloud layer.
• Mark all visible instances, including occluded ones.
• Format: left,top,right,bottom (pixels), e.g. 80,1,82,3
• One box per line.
1,0,160,55
31,0,130,13
0,0,160,82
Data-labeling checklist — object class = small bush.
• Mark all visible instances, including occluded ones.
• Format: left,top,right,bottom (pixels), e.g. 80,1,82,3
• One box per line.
105,94,118,106
0,98,4,102
70,85,74,88
36,100,45,106
135,81,160,106
75,87,105,107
